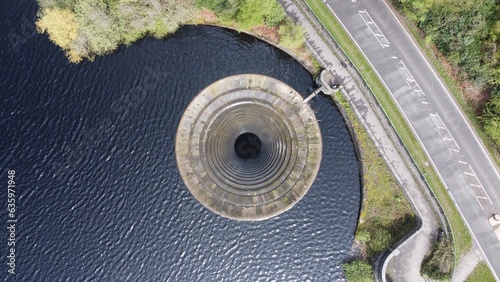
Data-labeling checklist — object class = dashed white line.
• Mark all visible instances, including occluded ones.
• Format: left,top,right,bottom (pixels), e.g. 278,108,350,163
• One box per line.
468,165,494,204
397,60,425,94
475,196,485,211
435,113,446,127
435,129,444,138
358,10,390,48
458,161,468,165
433,113,460,149
464,172,475,176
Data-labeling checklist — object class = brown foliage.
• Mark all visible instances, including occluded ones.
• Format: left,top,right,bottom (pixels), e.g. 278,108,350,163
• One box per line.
251,25,279,43
199,8,218,23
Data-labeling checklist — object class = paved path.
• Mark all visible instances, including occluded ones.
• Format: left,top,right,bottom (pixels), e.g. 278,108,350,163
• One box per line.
325,0,500,279
452,243,482,282
278,0,447,280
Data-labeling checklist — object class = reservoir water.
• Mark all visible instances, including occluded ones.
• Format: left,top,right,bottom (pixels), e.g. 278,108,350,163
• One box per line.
1,1,361,280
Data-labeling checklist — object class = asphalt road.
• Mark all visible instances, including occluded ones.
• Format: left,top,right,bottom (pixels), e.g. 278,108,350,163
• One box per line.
324,0,500,279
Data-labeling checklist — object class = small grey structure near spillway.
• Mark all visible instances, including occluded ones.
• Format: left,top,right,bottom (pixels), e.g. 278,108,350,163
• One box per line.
175,74,322,221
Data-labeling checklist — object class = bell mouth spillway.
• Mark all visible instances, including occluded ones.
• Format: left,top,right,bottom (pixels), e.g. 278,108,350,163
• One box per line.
175,74,322,221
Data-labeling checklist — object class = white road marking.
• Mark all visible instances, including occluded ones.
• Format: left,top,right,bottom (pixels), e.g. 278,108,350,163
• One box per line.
468,165,494,204
475,196,485,211
358,10,390,48
326,3,333,13
458,161,468,165
403,79,413,90
431,113,461,150
421,101,429,104
397,60,425,95
464,172,475,176
379,0,500,275
435,128,443,138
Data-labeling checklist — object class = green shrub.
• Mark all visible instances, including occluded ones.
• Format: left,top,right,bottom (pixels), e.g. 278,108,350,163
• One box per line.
482,96,500,147
278,21,305,49
264,1,285,26
195,0,241,18
421,238,454,280
343,260,373,282
235,0,266,29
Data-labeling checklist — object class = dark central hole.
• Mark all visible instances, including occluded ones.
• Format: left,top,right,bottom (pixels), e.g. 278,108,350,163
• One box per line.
234,132,262,160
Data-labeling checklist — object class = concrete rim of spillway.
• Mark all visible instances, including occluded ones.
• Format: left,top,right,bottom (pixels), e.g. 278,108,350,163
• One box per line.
175,74,322,221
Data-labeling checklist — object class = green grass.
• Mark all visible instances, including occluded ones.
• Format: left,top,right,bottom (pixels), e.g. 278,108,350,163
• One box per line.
303,0,472,262
333,92,416,261
466,262,496,282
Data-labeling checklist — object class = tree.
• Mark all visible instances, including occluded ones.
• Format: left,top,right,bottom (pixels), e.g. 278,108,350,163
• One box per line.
74,0,122,55
278,21,305,49
35,0,292,63
343,260,373,282
195,0,241,18
235,0,266,29
482,96,500,146
396,0,500,90
36,7,79,50
264,1,285,26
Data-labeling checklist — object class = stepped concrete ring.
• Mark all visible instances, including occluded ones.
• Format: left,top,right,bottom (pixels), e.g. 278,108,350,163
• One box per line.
175,74,322,221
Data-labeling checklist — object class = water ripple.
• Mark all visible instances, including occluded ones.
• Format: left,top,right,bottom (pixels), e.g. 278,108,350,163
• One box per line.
0,6,360,280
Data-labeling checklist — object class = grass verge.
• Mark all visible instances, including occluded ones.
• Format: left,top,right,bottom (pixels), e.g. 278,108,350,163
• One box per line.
303,0,472,263
466,261,496,282
333,91,416,263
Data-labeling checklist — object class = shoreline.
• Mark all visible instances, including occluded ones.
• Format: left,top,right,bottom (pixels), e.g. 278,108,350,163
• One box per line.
198,23,319,74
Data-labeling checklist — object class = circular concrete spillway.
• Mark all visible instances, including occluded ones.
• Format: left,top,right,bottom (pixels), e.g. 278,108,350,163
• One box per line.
175,74,322,221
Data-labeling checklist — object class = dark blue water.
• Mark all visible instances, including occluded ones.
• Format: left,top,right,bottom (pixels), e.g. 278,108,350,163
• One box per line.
1,1,360,281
